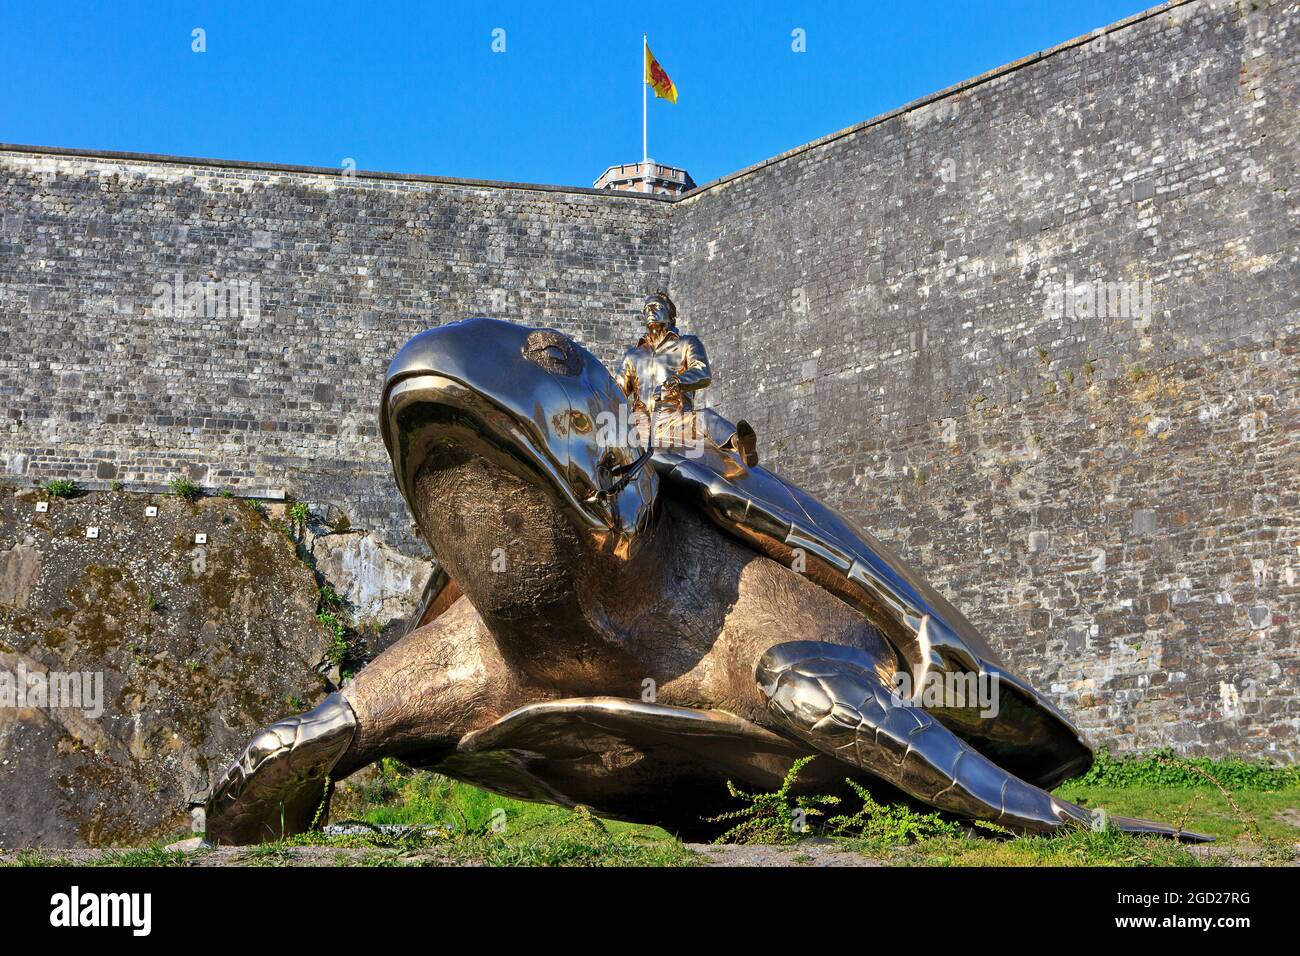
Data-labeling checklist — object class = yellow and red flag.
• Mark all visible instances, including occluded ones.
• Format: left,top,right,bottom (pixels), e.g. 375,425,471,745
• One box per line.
645,43,677,104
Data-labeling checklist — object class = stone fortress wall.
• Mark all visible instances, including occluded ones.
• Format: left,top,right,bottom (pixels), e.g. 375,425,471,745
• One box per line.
1,0,1295,757
0,151,672,543
673,0,1299,759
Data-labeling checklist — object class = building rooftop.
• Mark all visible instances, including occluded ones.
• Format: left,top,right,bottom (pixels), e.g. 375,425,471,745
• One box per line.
594,161,696,196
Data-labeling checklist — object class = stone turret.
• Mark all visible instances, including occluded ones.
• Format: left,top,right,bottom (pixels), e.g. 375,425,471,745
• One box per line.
594,160,695,196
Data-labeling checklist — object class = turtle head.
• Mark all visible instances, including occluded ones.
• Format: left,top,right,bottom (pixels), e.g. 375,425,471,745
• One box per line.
381,318,661,643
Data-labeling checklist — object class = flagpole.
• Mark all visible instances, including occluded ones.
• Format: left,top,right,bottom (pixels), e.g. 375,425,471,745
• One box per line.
641,34,648,178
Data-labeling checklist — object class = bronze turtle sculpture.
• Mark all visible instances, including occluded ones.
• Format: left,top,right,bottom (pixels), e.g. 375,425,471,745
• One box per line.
205,318,1208,844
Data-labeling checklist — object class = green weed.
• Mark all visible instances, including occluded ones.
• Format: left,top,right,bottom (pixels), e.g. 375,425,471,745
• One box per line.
168,476,203,501
41,478,78,499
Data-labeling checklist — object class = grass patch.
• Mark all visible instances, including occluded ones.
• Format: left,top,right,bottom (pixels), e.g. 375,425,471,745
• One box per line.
239,844,299,867
1071,747,1300,791
1056,748,1300,859
704,757,959,846
847,827,1208,867
6,845,194,867
97,846,195,867
1056,782,1300,844
6,752,1296,868
213,752,1300,868
318,760,693,866
7,849,69,867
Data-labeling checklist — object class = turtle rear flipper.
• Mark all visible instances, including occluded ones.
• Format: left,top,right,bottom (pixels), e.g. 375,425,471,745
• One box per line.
758,641,1210,841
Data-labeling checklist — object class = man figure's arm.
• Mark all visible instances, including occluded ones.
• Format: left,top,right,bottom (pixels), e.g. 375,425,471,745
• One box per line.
616,350,646,411
652,335,712,408
665,334,712,401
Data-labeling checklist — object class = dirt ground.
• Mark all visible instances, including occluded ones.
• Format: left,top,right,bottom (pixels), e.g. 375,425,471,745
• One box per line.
0,840,880,867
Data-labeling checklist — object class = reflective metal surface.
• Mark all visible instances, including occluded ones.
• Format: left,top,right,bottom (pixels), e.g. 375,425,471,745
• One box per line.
205,693,356,845
617,291,712,416
758,641,1093,834
616,292,757,465
436,697,859,839
652,443,1093,788
206,311,1208,844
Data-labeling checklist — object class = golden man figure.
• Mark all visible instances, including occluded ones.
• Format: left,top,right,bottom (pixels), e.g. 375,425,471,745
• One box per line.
615,291,758,467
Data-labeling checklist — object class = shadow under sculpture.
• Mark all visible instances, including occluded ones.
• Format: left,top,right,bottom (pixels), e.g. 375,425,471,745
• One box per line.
204,317,1208,845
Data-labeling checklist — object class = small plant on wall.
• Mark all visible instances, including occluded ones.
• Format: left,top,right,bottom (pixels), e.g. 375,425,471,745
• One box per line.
41,478,78,499
288,501,311,530
169,476,203,501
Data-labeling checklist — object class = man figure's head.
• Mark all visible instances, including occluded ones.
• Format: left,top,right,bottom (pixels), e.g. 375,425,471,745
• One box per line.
641,291,677,347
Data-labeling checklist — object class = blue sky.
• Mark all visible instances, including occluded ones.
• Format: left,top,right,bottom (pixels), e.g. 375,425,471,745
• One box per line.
1,0,1154,188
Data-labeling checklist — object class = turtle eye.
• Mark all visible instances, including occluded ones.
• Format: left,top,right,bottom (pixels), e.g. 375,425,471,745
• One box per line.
522,329,581,376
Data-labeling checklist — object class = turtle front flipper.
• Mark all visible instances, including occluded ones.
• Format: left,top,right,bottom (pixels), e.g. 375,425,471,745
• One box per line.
205,595,506,844
757,642,1211,841
204,694,356,845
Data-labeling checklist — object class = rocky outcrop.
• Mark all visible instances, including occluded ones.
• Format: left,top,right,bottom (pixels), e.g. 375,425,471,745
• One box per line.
304,519,431,659
0,487,333,847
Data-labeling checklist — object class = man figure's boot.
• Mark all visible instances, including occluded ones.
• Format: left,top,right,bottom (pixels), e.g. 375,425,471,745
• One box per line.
731,420,759,467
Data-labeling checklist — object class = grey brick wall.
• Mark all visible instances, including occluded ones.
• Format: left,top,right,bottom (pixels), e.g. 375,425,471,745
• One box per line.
671,0,1299,759
0,152,672,545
